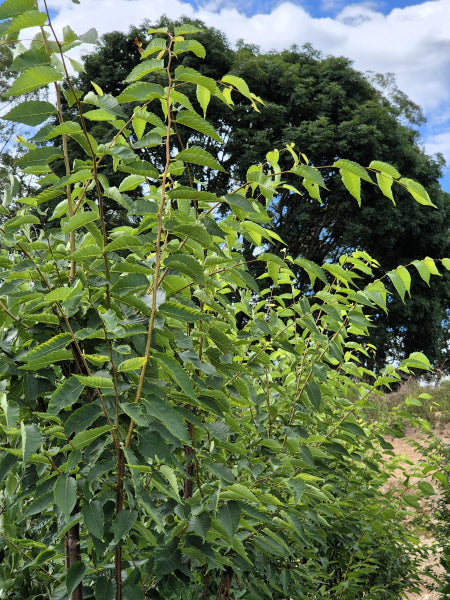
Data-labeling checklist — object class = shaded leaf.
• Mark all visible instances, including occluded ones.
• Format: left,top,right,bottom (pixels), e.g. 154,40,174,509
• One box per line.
218,501,240,542
176,110,221,143
3,100,56,126
176,147,225,172
65,425,112,451
113,509,138,545
22,422,42,465
54,476,77,520
47,377,84,415
82,500,103,539
66,562,86,596
4,65,63,96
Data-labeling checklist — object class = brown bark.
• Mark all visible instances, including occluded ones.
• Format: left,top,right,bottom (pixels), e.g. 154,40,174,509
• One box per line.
65,503,82,600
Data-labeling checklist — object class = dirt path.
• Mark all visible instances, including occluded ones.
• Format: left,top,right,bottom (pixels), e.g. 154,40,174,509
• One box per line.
385,423,450,599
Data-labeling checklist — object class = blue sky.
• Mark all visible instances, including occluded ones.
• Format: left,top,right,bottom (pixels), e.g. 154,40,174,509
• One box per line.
181,0,429,18
3,0,450,192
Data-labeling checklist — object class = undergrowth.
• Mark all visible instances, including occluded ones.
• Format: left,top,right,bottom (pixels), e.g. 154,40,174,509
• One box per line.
365,377,450,428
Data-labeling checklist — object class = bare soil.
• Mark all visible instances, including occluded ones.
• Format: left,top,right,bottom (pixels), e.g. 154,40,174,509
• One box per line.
384,423,450,599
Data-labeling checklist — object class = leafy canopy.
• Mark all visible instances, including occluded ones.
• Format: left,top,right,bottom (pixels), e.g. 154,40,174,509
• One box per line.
66,19,450,372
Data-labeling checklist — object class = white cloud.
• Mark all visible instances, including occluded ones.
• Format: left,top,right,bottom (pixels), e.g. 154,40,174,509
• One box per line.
424,131,450,157
46,0,450,111
42,0,450,177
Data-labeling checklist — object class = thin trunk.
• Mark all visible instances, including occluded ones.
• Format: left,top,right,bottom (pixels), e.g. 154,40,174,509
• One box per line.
65,502,82,600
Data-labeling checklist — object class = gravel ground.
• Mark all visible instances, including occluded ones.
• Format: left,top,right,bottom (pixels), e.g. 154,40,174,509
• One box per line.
385,423,450,600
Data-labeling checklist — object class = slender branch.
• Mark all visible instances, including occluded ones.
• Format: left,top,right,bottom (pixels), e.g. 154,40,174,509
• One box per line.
125,34,175,448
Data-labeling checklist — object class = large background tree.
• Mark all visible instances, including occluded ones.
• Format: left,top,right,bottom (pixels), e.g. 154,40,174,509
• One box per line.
62,17,450,372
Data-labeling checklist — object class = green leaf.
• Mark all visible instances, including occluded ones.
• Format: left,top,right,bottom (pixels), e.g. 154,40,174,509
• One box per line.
173,39,206,58
376,172,394,202
111,273,149,297
118,159,159,179
54,476,77,520
66,562,86,596
4,214,40,232
3,9,47,35
70,244,103,261
188,512,211,541
113,509,138,545
176,147,225,172
173,223,212,248
62,209,99,234
287,478,306,504
196,85,211,117
305,381,321,410
82,500,103,539
47,377,84,415
388,270,406,302
3,100,56,126
83,91,126,118
117,357,146,372
118,174,145,192
417,481,435,496
369,160,401,179
22,492,54,518
218,501,240,542
227,483,258,503
140,37,166,58
403,494,420,509
16,146,63,169
221,74,252,99
412,260,431,285
173,24,199,35
163,253,205,280
0,0,34,20
125,59,164,82
21,422,42,465
174,66,218,95
340,422,367,438
223,193,255,213
95,576,116,600
154,353,196,400
396,266,411,295
105,234,144,252
159,465,180,500
43,121,83,140
22,333,72,363
66,425,112,451
340,169,361,206
294,258,327,286
44,287,75,303
405,351,431,370
10,47,49,72
30,548,57,567
144,397,189,443
400,177,436,207
176,111,221,143
19,350,73,372
4,65,63,96
423,256,441,276
118,81,164,103
292,164,327,189
159,301,205,323
74,375,114,389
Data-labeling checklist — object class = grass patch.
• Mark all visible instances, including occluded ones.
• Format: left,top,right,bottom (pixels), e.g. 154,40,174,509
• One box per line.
365,377,450,428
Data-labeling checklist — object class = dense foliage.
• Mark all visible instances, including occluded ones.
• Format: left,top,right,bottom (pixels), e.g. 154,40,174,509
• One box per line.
0,2,448,600
63,16,450,373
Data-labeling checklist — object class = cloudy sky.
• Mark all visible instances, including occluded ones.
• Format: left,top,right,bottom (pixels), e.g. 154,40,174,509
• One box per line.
15,0,450,190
